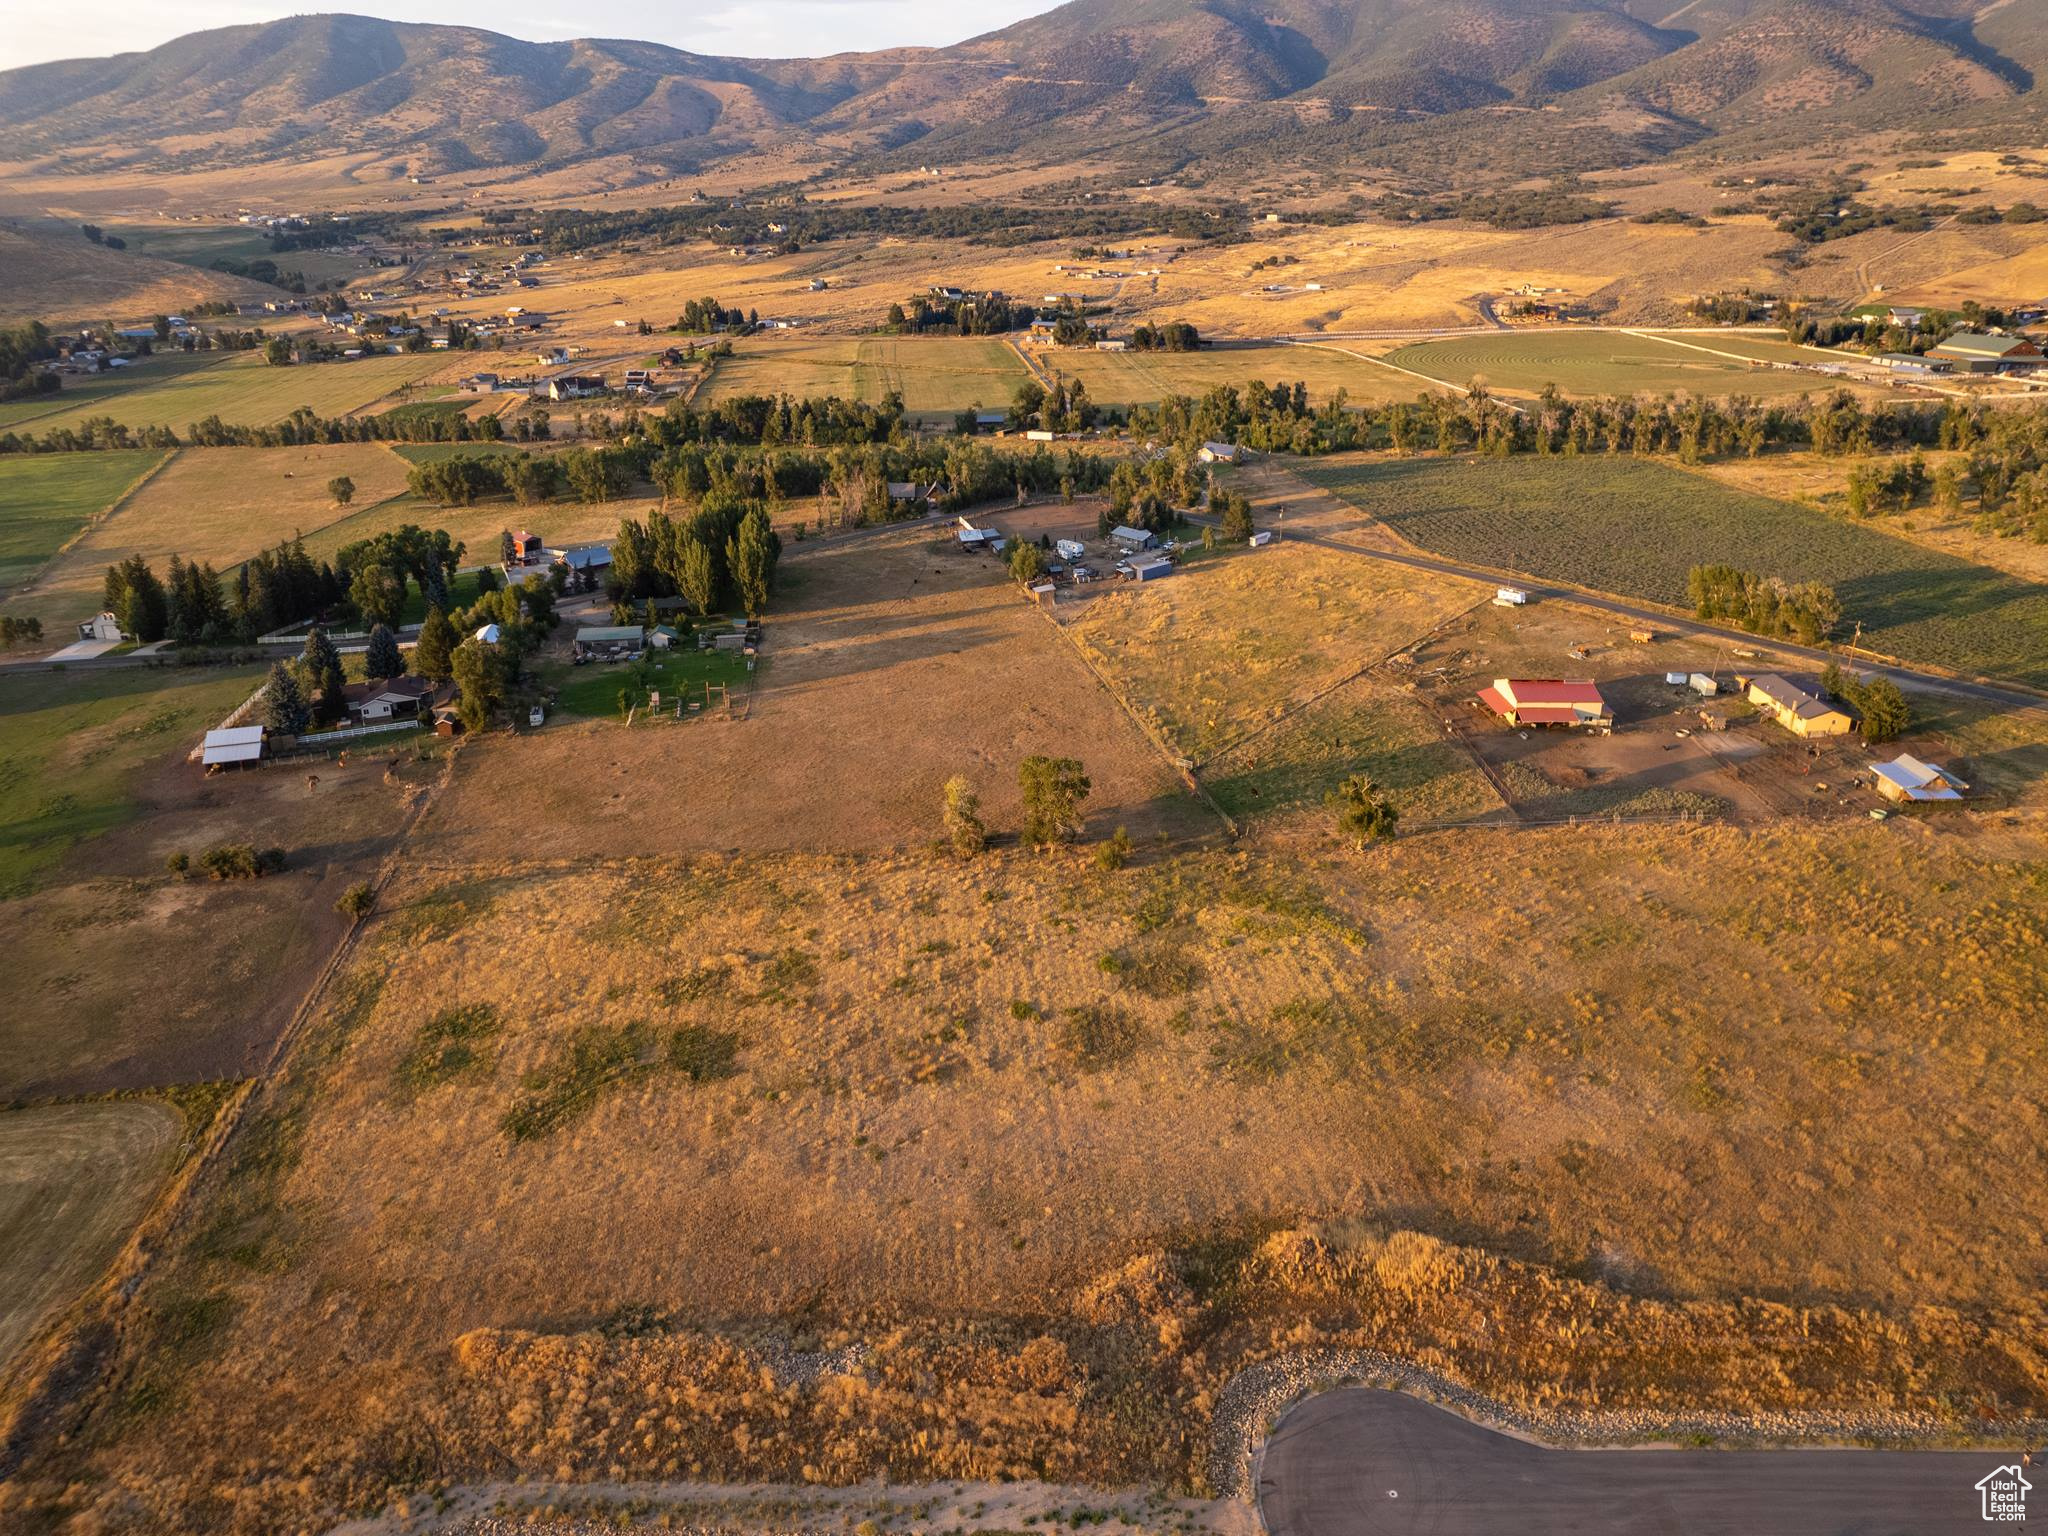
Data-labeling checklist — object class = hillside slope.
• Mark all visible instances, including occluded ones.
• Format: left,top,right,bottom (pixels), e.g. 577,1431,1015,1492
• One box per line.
0,0,2037,181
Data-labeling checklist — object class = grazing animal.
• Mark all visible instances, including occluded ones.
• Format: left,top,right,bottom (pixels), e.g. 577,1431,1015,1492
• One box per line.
305,773,320,793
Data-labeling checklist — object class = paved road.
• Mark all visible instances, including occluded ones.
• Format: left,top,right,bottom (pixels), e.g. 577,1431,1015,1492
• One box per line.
1259,1389,2037,1536
1222,476,2048,715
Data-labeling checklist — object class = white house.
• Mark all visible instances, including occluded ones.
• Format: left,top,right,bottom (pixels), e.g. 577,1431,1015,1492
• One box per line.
78,611,123,642
1199,441,1243,464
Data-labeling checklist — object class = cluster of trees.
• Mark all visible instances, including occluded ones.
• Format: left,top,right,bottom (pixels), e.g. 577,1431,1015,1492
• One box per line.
514,198,1243,258
1376,184,1614,229
1,402,519,456
941,757,1094,855
1821,664,1912,743
0,321,58,404
608,499,782,618
675,297,751,333
886,291,1037,336
101,553,235,645
404,450,634,508
1128,322,1201,352
1844,455,1929,517
1686,292,1777,325
79,223,128,250
1102,450,1205,534
1008,378,1102,434
1687,564,1842,646
1132,381,1368,456
333,525,465,628
0,614,45,648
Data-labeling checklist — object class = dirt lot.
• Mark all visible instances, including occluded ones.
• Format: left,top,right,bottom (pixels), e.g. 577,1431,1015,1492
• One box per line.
412,521,1215,862
0,712,443,1098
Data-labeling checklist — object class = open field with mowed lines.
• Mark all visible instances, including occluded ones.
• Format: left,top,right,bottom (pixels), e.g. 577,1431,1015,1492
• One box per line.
0,449,169,591
1039,343,1426,408
699,335,1030,418
1298,455,2048,685
1,351,454,438
1379,332,1882,400
0,1101,183,1371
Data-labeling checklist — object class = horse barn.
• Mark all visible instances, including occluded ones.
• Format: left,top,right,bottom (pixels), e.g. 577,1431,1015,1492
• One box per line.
1477,678,1612,727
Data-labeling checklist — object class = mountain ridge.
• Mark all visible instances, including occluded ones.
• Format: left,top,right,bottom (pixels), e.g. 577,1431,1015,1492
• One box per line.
0,0,2037,183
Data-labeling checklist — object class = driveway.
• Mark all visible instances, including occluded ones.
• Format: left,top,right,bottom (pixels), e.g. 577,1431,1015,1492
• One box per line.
1259,1389,2035,1536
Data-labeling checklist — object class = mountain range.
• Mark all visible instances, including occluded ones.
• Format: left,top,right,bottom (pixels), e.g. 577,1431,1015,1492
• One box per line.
0,0,2040,184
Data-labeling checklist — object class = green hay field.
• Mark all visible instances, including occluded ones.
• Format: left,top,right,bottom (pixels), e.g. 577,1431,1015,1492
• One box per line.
1298,455,2048,685
3,352,452,437
0,665,265,895
0,354,226,433
0,449,169,590
1381,332,1849,399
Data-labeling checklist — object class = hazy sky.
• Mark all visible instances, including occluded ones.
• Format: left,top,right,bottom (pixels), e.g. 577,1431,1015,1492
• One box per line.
2,0,1059,71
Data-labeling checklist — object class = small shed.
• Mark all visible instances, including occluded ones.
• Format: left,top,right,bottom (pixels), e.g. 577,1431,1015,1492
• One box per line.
202,725,267,767
1493,587,1528,607
1029,581,1057,606
574,625,645,659
1664,671,1689,686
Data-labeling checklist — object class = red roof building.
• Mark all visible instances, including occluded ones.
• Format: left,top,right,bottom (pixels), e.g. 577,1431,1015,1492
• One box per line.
1477,677,1611,727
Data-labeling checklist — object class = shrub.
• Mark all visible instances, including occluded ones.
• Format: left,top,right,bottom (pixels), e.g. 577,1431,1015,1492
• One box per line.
165,850,190,876
1093,826,1133,870
396,1003,501,1094
667,1023,742,1082
942,775,986,857
198,843,281,879
1019,755,1090,846
1057,1004,1149,1070
1330,775,1398,848
336,882,376,921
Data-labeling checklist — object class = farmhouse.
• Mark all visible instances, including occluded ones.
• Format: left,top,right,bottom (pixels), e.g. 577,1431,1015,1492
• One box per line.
77,611,123,642
1872,754,1968,803
574,625,645,660
461,372,501,392
1110,526,1159,551
547,374,606,401
1926,332,2046,372
887,480,938,505
1743,674,1853,737
1477,678,1612,727
549,543,613,577
1199,441,1244,464
339,676,436,724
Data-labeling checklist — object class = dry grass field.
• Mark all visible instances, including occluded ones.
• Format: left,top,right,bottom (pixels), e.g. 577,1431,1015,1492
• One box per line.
0,225,264,327
1040,343,1424,407
1057,541,1487,763
411,522,1213,864
699,335,1030,418
10,444,413,629
17,809,2043,1531
0,1102,182,1370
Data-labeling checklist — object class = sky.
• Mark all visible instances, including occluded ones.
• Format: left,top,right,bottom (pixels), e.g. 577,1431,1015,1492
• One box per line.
0,0,1059,71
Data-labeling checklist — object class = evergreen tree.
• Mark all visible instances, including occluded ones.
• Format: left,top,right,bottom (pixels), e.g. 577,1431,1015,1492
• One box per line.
364,622,403,680
413,605,458,681
263,660,310,735
301,625,345,713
